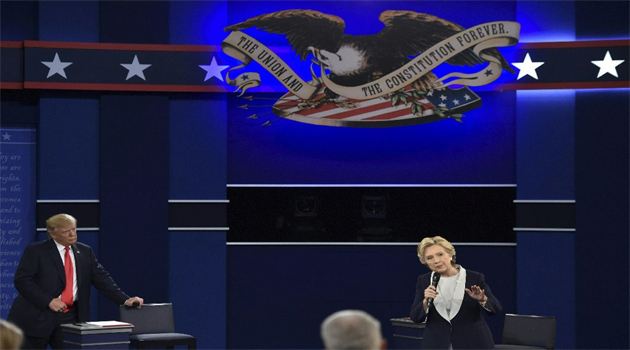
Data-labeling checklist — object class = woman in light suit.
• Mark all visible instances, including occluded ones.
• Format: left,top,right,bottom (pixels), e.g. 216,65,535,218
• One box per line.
410,236,502,349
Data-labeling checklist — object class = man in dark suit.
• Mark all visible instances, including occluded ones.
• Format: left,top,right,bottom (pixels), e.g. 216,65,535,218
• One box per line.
7,214,144,349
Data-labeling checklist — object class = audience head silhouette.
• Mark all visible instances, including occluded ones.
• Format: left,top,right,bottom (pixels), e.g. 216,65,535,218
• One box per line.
321,310,386,350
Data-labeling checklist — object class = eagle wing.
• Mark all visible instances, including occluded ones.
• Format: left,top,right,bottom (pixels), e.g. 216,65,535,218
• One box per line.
378,11,513,72
224,10,346,60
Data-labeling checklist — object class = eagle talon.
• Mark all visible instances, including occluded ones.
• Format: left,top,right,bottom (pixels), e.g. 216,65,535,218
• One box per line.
335,100,356,109
298,95,353,110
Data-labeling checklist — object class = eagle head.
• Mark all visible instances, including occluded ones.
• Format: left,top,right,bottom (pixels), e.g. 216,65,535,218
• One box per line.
308,43,370,78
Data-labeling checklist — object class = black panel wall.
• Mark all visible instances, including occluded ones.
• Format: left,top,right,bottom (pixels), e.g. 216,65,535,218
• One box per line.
228,187,516,243
96,1,171,320
98,94,170,320
575,90,629,349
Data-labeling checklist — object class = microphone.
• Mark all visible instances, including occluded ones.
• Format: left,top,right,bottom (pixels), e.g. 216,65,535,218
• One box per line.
427,273,441,310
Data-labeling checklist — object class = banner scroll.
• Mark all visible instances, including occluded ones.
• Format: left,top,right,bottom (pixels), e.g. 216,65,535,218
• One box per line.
222,21,520,100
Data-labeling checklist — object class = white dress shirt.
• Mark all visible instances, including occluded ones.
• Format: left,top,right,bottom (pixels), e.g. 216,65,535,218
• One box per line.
437,273,459,318
432,266,467,322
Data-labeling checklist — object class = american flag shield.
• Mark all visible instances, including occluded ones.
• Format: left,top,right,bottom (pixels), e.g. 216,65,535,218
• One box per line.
272,84,482,127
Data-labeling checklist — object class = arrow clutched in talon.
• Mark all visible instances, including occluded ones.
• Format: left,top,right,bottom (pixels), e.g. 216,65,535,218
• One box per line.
259,111,294,126
239,104,277,109
248,111,275,120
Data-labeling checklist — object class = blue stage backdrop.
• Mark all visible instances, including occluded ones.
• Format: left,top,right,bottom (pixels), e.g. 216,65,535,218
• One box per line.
0,127,36,319
0,1,628,350
228,91,516,185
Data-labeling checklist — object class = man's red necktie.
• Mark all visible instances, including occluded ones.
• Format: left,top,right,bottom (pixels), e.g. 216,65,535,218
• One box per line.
61,246,74,312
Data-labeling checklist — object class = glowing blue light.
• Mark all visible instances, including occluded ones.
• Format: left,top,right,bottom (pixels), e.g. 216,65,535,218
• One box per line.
517,1,575,43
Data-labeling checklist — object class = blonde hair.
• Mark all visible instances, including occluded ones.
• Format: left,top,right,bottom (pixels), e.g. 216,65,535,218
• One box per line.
0,319,23,350
46,214,77,237
417,236,456,266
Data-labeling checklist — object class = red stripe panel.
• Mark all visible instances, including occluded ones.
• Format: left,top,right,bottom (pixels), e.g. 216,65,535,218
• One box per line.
322,100,399,120
24,40,220,52
278,100,340,115
499,81,630,90
363,107,418,121
279,96,432,121
274,92,327,108
275,95,362,109
0,82,24,89
318,97,433,120
519,39,629,49
0,41,24,48
24,82,230,92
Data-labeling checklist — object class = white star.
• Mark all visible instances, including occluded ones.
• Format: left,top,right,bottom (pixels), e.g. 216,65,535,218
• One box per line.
426,91,433,96
464,94,471,101
512,53,545,80
591,51,624,78
2,133,11,141
438,102,447,108
452,99,460,106
120,55,152,81
199,57,229,82
440,95,447,101
41,53,73,79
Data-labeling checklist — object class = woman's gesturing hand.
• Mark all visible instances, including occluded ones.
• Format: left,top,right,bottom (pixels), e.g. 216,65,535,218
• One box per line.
465,285,486,301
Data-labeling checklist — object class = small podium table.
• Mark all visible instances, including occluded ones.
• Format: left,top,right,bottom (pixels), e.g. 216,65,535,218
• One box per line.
61,322,134,349
390,317,425,349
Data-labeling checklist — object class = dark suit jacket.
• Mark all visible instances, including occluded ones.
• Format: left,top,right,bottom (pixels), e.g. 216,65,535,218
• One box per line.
8,239,130,338
410,269,502,349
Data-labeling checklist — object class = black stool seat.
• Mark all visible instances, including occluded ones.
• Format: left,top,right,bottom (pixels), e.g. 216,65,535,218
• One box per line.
496,345,547,350
130,333,196,349
120,303,196,349
498,314,557,350
132,333,195,342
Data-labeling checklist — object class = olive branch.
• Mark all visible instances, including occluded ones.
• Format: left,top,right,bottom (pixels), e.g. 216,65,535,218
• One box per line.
387,88,465,123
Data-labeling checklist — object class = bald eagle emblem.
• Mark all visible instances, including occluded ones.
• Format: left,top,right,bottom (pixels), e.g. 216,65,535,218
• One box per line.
222,10,520,127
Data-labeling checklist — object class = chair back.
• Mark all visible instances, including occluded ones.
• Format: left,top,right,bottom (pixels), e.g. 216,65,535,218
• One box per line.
502,314,557,349
119,303,175,335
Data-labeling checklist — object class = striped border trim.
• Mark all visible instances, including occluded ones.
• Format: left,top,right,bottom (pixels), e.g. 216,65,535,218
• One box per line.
513,228,575,232
168,200,229,203
37,227,230,231
38,199,228,203
37,199,99,203
519,39,629,49
37,227,99,232
24,40,220,52
514,199,575,203
226,242,516,246
227,184,517,188
500,81,630,90
24,82,229,93
0,82,24,89
0,41,23,48
168,227,229,231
